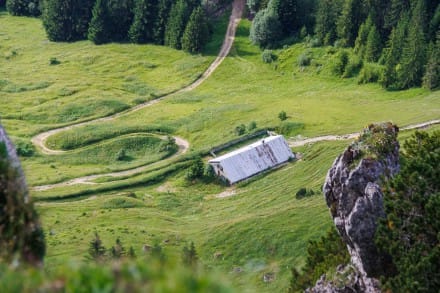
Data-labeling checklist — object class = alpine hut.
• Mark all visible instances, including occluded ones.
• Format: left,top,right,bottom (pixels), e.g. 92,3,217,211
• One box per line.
208,135,294,185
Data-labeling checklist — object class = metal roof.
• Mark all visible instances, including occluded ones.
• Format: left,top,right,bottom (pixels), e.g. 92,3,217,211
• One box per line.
209,135,294,184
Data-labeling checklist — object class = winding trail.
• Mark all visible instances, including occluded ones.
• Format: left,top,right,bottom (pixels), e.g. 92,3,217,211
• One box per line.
31,0,246,190
287,119,440,148
30,0,439,192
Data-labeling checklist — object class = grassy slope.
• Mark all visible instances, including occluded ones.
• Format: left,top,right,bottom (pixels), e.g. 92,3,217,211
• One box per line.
1,11,438,293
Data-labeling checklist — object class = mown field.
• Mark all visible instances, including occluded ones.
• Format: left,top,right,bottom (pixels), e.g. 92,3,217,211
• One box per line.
1,10,439,292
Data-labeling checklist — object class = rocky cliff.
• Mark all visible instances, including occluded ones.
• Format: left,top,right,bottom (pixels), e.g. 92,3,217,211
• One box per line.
311,123,400,292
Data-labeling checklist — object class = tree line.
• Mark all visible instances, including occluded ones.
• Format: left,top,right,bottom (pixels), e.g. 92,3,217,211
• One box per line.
249,0,439,90
2,0,211,53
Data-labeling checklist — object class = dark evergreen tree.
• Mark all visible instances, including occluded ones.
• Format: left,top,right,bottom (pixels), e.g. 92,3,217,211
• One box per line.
376,131,440,292
270,0,297,35
354,15,373,58
106,0,134,42
381,14,408,89
88,0,108,44
88,232,106,261
164,0,191,49
397,0,427,89
249,7,282,48
6,0,40,16
0,0,5,7
181,6,209,53
314,0,342,45
129,0,158,43
153,0,172,44
364,24,381,62
337,0,366,47
110,237,126,259
423,31,440,90
42,0,94,41
385,0,410,30
182,241,198,268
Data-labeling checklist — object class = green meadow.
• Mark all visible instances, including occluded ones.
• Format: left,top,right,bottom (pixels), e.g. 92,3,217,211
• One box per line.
1,10,439,292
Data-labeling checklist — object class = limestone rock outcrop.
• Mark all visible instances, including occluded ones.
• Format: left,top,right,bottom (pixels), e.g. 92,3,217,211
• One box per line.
312,123,400,292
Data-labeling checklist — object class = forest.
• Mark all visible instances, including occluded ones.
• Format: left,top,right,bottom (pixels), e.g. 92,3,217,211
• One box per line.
2,0,439,89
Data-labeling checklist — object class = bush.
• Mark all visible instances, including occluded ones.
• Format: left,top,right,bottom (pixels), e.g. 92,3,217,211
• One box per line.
278,111,287,121
116,149,127,161
186,157,204,181
330,50,349,77
247,121,257,131
15,141,35,157
261,50,277,63
295,187,316,199
342,55,363,78
249,8,282,48
234,124,246,136
297,52,311,67
277,121,304,136
49,57,61,65
358,63,383,84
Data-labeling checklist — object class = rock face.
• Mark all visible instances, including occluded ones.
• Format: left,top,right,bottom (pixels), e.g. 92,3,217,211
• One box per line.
315,123,400,292
0,124,45,266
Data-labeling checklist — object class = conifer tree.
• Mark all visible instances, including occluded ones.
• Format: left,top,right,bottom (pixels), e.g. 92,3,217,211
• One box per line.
397,0,427,89
88,232,106,261
354,15,373,58
422,31,440,90
6,0,40,16
129,0,158,43
337,0,366,47
381,14,408,89
110,237,126,259
88,0,108,44
314,0,342,45
164,0,190,49
270,0,297,35
153,0,172,44
42,0,75,41
181,6,209,53
364,24,381,62
182,241,198,267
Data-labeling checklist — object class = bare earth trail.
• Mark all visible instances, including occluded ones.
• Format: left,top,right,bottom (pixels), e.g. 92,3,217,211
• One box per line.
287,119,440,148
31,0,246,191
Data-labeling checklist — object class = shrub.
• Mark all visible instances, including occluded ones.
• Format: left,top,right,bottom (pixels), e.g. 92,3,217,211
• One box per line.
278,111,287,121
330,50,349,77
358,63,383,84
297,52,311,67
295,188,316,199
342,54,363,78
235,124,246,136
116,149,126,161
15,141,35,157
49,57,61,65
186,157,204,181
261,49,277,63
247,121,257,131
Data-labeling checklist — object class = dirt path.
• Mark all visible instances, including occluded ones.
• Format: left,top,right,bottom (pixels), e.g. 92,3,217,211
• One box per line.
31,0,245,191
288,119,440,147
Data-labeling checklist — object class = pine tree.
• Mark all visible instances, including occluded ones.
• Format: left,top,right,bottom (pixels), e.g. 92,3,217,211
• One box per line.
397,0,427,89
107,0,134,42
337,0,366,47
164,0,191,49
129,0,158,43
354,15,373,58
110,237,126,259
6,0,40,16
269,0,297,36
153,0,172,44
422,31,440,89
88,0,109,44
181,6,209,53
385,0,410,30
42,0,75,41
364,24,382,62
182,241,198,267
314,0,342,46
88,232,106,261
381,14,408,89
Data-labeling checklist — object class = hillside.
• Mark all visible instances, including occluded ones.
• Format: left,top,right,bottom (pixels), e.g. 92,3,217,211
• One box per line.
0,1,439,292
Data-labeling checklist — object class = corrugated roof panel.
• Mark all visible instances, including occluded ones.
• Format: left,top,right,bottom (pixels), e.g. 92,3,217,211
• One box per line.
209,135,294,184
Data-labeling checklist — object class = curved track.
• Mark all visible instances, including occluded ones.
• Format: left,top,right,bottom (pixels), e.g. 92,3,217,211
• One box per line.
32,0,246,191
